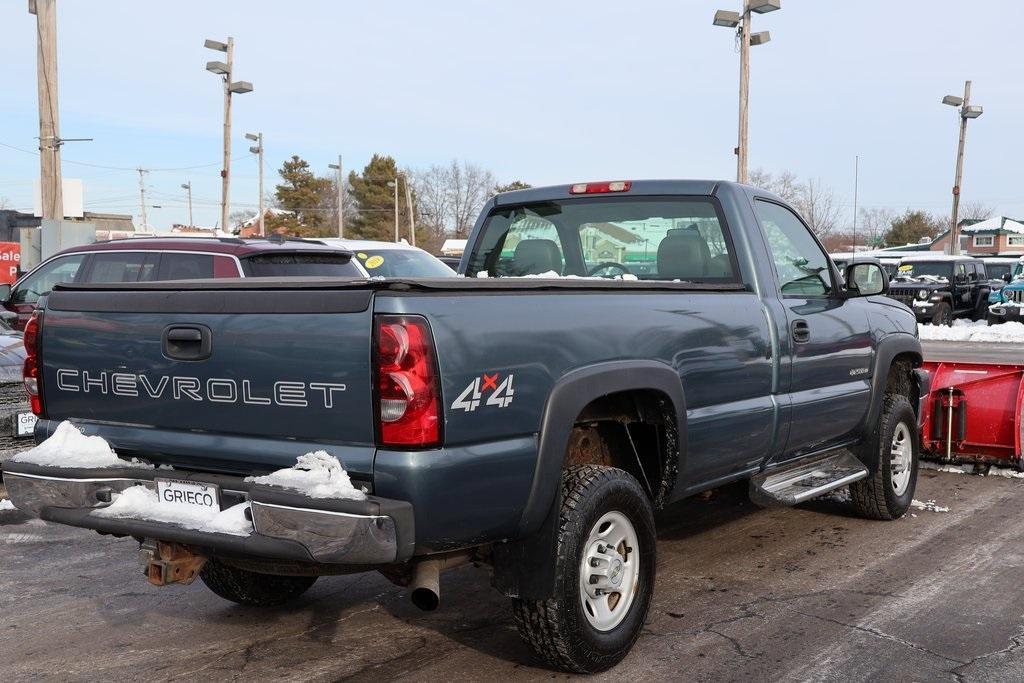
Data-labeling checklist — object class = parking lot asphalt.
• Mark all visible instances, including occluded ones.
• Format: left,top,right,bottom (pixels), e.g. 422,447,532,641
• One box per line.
3,466,1024,682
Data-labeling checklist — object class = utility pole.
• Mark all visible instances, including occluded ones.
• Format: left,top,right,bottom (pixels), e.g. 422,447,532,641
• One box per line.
246,132,264,236
30,0,63,220
328,155,344,238
942,81,983,256
137,168,149,230
205,37,253,233
713,2,780,184
393,178,400,243
181,181,193,228
402,173,416,247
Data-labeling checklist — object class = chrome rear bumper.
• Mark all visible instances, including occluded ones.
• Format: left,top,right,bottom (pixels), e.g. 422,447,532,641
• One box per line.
2,462,414,565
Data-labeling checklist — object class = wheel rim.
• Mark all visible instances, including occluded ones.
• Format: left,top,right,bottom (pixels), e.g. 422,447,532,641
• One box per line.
890,422,913,496
578,510,640,632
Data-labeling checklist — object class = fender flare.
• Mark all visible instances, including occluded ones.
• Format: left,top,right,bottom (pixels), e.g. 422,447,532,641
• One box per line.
862,333,923,434
515,360,687,538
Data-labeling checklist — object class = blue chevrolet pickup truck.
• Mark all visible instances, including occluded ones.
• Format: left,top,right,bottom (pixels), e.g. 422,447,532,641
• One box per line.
3,180,928,673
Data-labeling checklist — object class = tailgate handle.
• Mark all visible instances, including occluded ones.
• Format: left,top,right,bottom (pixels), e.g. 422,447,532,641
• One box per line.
162,325,212,361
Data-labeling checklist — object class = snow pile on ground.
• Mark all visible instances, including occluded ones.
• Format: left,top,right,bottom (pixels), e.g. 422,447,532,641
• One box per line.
92,485,252,536
920,461,968,474
0,499,16,511
246,451,366,500
918,319,1024,343
984,467,1024,479
12,421,152,469
911,499,950,513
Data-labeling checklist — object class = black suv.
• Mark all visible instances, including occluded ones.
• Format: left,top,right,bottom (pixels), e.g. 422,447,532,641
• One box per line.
887,256,990,325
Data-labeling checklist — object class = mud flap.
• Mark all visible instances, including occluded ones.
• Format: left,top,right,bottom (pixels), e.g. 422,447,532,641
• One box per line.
491,491,559,600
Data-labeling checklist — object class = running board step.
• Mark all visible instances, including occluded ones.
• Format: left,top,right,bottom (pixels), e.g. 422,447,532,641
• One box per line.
749,451,869,507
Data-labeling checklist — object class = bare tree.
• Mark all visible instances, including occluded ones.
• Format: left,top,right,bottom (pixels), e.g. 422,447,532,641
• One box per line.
0,197,9,210
411,165,452,246
748,168,801,203
793,179,841,238
959,200,993,222
857,207,895,247
411,160,496,240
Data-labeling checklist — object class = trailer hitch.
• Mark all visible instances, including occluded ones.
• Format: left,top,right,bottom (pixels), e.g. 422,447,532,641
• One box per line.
139,540,207,586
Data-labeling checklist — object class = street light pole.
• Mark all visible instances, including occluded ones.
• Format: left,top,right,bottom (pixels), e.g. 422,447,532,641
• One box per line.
30,0,63,220
402,173,416,247
942,81,983,256
137,168,149,230
181,181,193,228
713,1,780,184
246,132,264,236
392,179,399,242
205,37,253,232
328,155,344,238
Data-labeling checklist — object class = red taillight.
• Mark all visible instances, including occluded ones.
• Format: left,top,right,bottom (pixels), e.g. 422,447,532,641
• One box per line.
569,180,632,194
23,312,43,416
375,315,441,448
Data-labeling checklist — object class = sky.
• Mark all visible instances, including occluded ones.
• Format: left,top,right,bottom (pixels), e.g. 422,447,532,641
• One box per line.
1,0,1022,231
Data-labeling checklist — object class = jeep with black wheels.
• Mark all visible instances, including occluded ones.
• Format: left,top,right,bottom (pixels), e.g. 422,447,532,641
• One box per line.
4,180,928,673
887,255,990,325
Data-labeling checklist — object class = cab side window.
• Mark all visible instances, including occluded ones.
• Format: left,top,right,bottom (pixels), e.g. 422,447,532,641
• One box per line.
86,252,158,283
754,200,834,296
11,254,87,304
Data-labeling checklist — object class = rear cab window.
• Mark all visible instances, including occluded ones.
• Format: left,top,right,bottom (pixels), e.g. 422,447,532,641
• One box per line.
467,196,740,282
240,252,363,278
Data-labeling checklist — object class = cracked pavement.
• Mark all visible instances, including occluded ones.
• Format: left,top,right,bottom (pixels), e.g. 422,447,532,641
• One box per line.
4,467,1024,681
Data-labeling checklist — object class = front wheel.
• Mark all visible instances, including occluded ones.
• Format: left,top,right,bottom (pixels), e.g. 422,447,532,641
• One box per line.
931,302,953,326
512,465,656,673
850,394,919,520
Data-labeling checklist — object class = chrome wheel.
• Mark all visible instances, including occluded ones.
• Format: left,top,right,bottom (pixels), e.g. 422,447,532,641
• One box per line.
890,422,912,496
578,510,640,632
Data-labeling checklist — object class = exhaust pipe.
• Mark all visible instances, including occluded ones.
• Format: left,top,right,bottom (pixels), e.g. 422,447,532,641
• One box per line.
409,551,473,611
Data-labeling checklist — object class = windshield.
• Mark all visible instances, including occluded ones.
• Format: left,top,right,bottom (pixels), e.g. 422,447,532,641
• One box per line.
240,253,362,278
468,196,737,282
986,263,1012,281
896,262,951,281
353,249,455,278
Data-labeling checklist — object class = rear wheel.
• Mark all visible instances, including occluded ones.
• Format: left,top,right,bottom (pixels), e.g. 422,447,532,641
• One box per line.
851,394,918,520
931,302,953,326
200,558,317,607
512,465,655,673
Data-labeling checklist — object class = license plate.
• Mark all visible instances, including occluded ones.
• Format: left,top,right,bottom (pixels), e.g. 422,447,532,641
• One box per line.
15,412,37,437
156,479,220,511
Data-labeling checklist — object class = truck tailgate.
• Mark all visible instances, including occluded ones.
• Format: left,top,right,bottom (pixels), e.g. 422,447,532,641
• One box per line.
39,286,375,474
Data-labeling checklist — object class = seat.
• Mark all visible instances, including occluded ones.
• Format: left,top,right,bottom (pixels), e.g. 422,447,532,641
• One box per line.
656,229,712,280
513,239,563,275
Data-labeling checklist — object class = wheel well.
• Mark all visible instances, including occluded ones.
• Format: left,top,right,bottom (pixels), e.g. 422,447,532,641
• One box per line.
885,353,920,411
564,390,678,509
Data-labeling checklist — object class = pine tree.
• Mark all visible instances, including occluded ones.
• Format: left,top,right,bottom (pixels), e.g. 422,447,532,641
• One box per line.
270,155,332,237
348,155,402,241
495,180,532,193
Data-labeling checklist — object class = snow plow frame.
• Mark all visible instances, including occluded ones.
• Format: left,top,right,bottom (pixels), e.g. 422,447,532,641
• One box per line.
919,360,1024,468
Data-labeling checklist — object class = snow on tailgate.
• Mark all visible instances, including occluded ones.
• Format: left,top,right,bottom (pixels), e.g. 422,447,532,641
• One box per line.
12,421,153,469
246,451,367,500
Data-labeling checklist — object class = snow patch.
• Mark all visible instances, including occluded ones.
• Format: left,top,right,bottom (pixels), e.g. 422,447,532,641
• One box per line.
12,421,152,469
92,485,252,536
0,499,16,511
920,461,967,474
984,466,1024,479
918,319,1024,343
911,499,950,513
246,451,366,500
475,271,639,281
816,488,851,503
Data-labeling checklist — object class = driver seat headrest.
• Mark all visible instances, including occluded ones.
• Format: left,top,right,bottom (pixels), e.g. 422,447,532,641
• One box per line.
513,238,562,275
657,229,711,279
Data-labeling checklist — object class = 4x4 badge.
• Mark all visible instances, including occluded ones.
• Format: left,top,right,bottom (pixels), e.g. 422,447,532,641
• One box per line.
452,373,515,412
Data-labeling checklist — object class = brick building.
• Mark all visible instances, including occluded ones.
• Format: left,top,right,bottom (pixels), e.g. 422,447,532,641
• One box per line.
930,216,1024,255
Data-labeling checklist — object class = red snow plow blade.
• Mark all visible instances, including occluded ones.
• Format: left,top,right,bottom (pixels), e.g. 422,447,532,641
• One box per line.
920,361,1024,468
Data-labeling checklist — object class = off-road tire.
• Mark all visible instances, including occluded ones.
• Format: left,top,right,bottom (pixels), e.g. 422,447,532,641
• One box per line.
512,465,656,673
931,302,953,326
850,394,918,520
200,558,317,607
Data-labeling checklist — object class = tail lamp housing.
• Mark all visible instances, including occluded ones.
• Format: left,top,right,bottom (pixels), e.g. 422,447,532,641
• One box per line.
23,312,44,417
374,315,442,448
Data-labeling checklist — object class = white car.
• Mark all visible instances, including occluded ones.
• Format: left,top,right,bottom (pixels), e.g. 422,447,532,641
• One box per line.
319,239,455,278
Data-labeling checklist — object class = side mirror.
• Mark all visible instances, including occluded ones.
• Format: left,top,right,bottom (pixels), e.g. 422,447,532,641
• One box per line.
0,310,16,327
0,283,11,303
845,262,889,297
1003,273,1012,283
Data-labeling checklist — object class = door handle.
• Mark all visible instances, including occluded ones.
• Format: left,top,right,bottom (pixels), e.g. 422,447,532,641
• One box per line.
162,325,212,361
791,319,810,343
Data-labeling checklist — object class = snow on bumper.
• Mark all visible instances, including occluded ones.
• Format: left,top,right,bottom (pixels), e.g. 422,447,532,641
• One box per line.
1,460,414,565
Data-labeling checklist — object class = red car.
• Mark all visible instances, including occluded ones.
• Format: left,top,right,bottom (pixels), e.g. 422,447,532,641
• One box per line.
0,236,364,330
